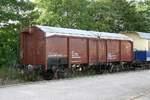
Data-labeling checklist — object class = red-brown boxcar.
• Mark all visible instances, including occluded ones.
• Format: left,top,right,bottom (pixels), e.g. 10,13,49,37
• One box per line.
20,27,46,66
20,26,133,79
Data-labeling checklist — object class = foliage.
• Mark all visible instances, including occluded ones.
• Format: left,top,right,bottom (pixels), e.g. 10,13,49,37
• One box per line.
36,0,113,31
36,0,90,29
35,0,150,32
0,0,38,66
136,0,150,32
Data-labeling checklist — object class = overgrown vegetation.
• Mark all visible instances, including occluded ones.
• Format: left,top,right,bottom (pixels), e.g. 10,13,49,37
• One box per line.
0,66,23,85
0,0,150,83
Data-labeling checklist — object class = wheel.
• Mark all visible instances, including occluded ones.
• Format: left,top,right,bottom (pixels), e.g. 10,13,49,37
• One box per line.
43,69,54,80
57,68,72,79
64,68,72,78
109,65,115,73
94,66,100,74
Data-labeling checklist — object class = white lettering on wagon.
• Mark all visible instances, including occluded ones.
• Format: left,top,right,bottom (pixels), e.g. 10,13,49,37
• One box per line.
107,53,117,60
71,51,81,59
48,52,66,57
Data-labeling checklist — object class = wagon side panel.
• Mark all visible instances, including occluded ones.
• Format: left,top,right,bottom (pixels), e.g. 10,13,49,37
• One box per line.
98,40,107,63
107,40,120,62
121,41,133,62
35,30,46,65
89,39,97,64
46,36,68,67
69,38,88,64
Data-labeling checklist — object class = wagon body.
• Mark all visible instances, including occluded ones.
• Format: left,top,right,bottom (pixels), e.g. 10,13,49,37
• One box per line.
121,32,150,62
20,27,46,66
20,26,133,70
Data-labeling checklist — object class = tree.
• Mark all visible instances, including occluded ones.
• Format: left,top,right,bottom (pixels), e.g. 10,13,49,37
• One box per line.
109,0,141,32
86,0,114,32
36,0,91,29
0,0,38,66
36,0,150,32
136,0,150,32
36,0,115,31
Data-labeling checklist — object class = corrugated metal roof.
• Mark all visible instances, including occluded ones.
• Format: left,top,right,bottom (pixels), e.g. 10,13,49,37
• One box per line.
137,32,150,40
36,25,132,41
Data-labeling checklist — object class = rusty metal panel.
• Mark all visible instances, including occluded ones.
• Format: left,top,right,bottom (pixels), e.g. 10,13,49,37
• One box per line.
46,36,68,61
107,40,120,62
35,31,45,64
98,40,107,62
21,27,45,65
69,38,88,64
121,41,133,61
89,39,97,64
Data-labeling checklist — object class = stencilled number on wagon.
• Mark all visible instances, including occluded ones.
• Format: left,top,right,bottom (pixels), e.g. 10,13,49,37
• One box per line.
107,53,117,60
71,51,81,59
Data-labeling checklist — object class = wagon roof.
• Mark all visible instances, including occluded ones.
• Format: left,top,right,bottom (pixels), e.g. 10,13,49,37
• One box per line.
36,25,132,41
137,32,150,40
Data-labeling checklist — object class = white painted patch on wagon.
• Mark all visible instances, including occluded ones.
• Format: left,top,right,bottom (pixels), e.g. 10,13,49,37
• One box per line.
71,51,81,59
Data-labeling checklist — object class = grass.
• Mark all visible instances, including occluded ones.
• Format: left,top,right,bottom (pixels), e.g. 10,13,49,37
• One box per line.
0,66,44,85
0,66,24,85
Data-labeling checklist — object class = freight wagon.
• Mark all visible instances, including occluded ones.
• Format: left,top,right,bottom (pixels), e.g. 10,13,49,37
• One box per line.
20,26,133,79
121,32,150,68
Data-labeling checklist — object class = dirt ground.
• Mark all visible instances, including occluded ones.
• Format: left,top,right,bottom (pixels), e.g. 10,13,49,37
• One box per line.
1,70,150,100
